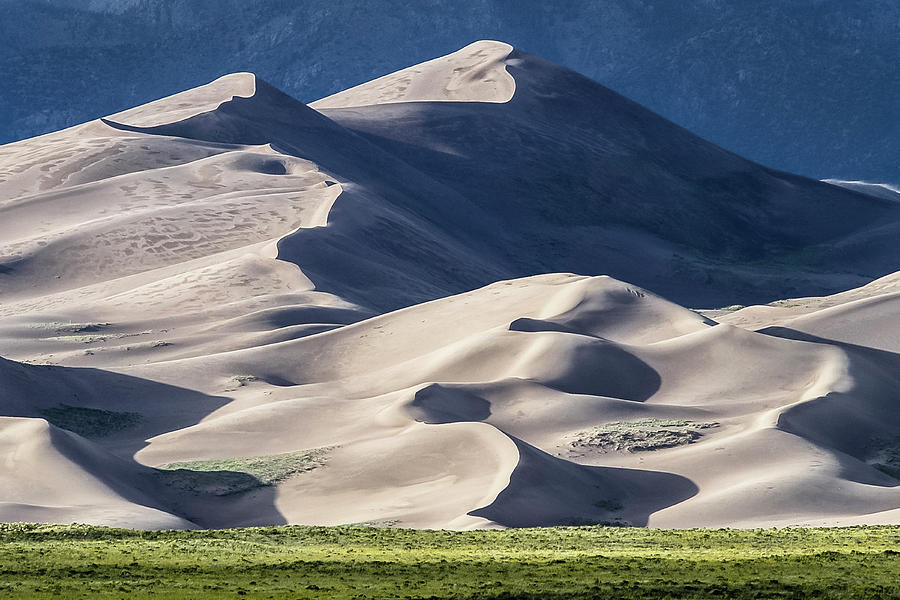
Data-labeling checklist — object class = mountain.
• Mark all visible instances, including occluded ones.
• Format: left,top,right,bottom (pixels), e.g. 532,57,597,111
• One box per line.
3,0,898,183
2,42,900,529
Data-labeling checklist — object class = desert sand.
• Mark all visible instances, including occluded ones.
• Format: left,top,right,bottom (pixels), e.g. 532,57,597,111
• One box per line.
2,41,900,529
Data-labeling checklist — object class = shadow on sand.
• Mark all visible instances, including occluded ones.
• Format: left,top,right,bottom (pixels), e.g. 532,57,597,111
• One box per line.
1,359,287,527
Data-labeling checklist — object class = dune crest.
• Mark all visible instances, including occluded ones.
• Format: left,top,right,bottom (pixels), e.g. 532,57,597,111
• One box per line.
108,72,258,128
312,40,515,108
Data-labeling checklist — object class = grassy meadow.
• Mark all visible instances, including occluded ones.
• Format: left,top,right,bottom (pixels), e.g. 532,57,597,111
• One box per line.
0,524,898,599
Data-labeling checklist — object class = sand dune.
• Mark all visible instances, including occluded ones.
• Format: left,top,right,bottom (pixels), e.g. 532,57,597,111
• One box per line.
2,42,900,529
0,417,192,529
6,271,900,528
312,40,516,107
314,41,900,307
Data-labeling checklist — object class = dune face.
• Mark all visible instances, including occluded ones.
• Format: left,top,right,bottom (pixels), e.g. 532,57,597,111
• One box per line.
2,43,900,529
315,42,900,307
313,41,516,107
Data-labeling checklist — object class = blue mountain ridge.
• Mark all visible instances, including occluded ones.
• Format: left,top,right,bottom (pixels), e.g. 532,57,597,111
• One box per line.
2,0,898,183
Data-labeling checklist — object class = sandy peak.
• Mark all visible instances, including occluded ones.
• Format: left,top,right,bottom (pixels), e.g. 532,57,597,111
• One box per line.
104,71,259,128
459,39,515,52
312,40,516,108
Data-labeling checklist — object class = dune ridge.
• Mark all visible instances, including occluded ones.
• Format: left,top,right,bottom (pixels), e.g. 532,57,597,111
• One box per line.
312,40,516,107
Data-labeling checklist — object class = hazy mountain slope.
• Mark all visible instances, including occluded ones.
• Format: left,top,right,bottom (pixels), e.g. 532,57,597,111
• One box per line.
3,0,898,183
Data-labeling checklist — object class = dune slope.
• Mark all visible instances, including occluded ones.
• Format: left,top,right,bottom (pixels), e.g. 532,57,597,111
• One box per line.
316,42,900,307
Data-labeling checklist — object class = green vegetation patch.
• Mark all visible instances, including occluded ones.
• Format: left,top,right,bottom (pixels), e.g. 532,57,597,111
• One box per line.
717,304,745,312
38,404,142,438
224,374,260,391
157,448,328,496
571,419,719,453
0,523,899,599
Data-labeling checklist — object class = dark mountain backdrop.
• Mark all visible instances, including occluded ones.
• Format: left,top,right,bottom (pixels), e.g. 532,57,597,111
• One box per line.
2,0,898,183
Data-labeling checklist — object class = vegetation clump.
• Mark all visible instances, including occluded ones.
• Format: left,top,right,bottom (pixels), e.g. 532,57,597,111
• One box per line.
157,448,328,496
718,304,745,311
38,404,142,438
571,419,719,453
32,322,110,333
224,374,260,391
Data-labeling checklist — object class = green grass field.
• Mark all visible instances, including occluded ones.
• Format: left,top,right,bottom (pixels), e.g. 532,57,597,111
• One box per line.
1,524,898,599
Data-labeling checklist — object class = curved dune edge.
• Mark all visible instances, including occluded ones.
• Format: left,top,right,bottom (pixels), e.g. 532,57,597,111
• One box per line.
0,417,194,529
107,72,258,128
271,420,521,529
311,40,516,108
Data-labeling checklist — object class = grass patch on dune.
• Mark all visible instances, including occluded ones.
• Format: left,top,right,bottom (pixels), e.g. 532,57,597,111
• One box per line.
31,322,110,333
157,448,328,496
223,374,260,391
0,524,899,599
38,404,142,438
716,304,745,311
32,322,156,345
571,419,719,454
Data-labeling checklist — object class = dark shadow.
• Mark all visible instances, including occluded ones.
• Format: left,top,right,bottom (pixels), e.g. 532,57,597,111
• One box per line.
256,159,287,175
758,326,900,371
0,357,287,527
220,304,370,332
774,392,900,489
509,317,587,336
314,49,900,308
155,468,265,496
539,338,661,401
757,327,900,487
469,436,697,527
408,383,491,423
322,101,900,308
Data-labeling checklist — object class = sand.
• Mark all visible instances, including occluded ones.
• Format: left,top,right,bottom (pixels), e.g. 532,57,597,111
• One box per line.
312,40,516,107
1,41,900,529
